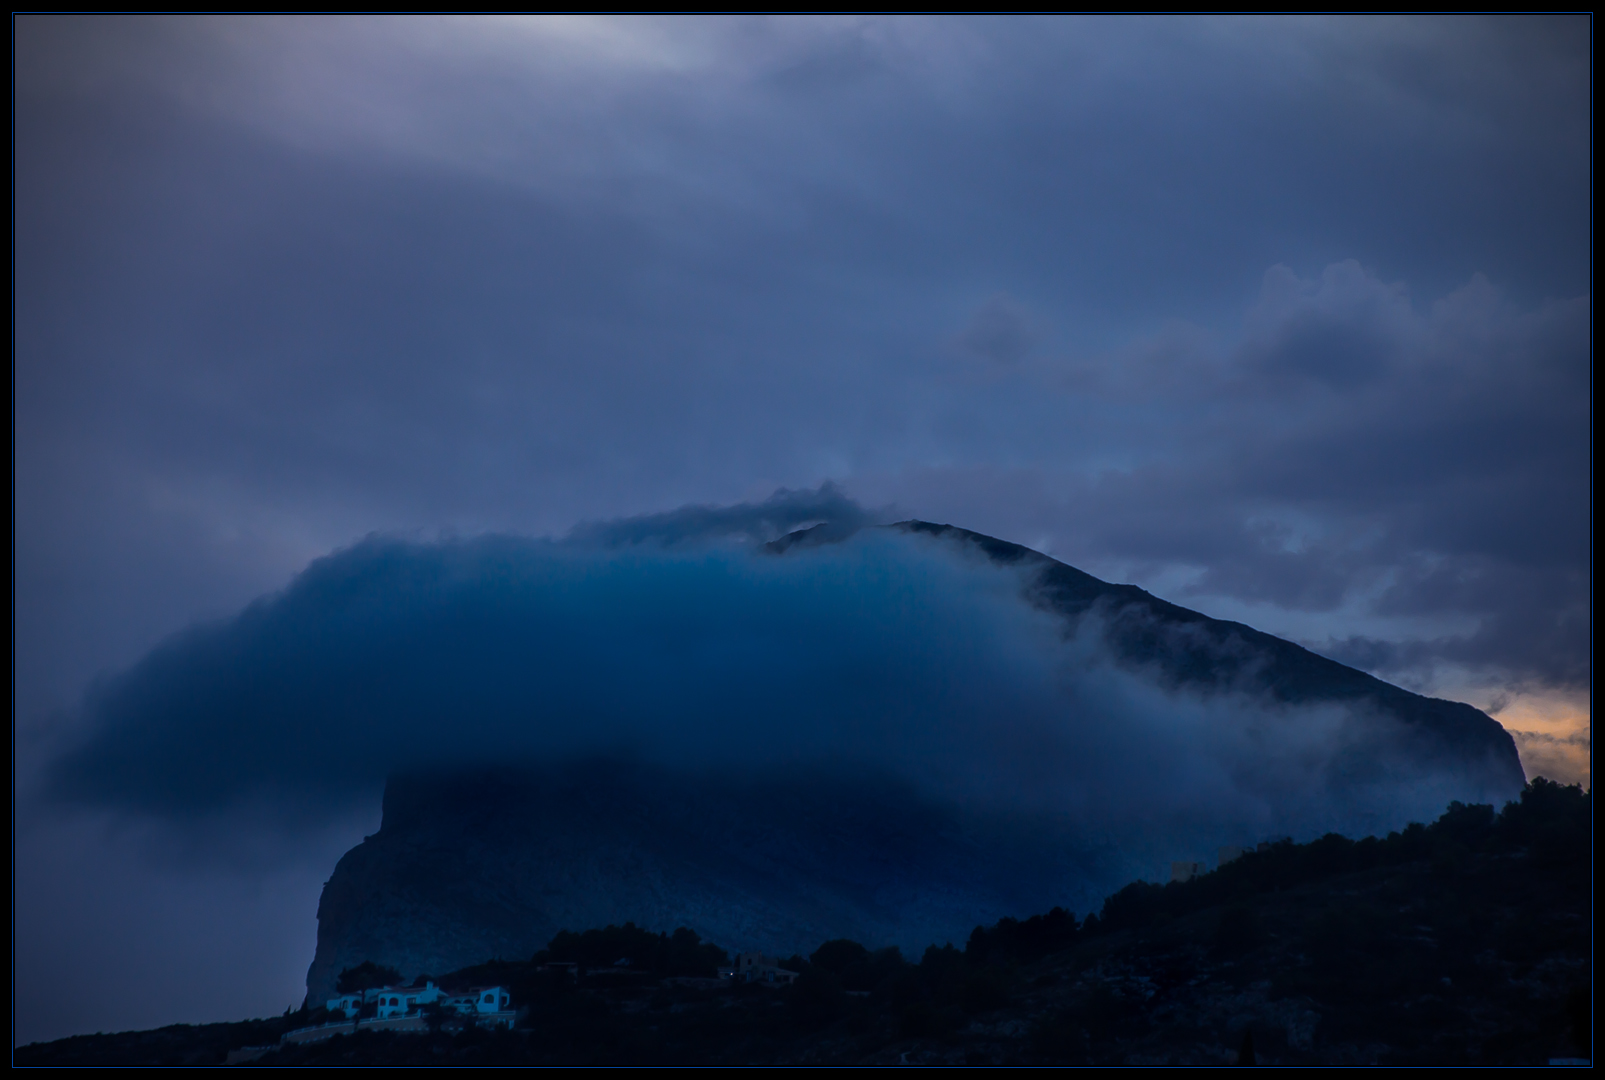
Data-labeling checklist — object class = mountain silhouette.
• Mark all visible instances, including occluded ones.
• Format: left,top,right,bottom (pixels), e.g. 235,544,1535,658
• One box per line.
304,522,1522,1003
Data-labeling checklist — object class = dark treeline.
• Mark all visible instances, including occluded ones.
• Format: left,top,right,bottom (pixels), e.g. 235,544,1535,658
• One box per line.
15,780,1591,1066
327,923,732,1007
334,961,402,995
540,923,728,977
1095,777,1588,933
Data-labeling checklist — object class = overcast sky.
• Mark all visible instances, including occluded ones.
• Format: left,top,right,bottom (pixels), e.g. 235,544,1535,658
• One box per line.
12,15,1590,1044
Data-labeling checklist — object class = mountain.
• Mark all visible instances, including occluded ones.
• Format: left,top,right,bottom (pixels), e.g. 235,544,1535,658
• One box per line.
305,762,1106,1006
303,522,1523,1003
881,522,1519,772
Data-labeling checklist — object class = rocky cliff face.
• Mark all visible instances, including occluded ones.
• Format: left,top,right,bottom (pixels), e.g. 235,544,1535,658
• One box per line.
305,523,1523,1002
306,763,1107,1003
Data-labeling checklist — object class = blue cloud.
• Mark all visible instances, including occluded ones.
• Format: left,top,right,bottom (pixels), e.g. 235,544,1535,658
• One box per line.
50,508,1520,850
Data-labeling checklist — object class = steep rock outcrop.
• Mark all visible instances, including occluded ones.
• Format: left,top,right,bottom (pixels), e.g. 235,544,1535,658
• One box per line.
306,764,1106,1002
306,523,1522,1001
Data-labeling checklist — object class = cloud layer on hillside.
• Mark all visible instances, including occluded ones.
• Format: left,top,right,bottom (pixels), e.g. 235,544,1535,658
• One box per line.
50,510,1518,852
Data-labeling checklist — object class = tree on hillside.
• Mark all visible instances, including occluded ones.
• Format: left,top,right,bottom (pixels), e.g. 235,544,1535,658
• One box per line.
336,961,402,994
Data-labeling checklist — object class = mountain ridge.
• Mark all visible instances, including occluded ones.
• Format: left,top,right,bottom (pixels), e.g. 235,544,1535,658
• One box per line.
302,521,1524,1004
884,521,1518,772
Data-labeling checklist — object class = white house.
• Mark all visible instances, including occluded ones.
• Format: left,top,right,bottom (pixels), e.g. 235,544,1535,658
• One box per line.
326,993,364,1019
294,982,514,1046
327,981,447,1020
373,981,447,1019
730,953,799,986
444,986,512,1015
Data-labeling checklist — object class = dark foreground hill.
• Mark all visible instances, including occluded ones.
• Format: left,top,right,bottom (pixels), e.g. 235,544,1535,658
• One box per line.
301,523,1523,1003
18,781,1588,1067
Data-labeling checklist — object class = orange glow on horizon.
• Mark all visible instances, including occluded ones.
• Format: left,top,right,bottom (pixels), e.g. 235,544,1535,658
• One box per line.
1488,690,1592,791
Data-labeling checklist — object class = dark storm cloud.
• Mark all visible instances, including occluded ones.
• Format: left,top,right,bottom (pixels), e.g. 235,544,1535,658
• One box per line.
1165,268,1587,690
867,262,1589,695
13,18,1587,643
12,14,1588,818
49,514,1508,847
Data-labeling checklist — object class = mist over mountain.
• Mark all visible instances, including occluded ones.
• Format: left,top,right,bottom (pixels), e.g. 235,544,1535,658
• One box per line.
39,492,1522,1004
49,498,1520,819
889,520,1520,780
180,513,1516,1003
